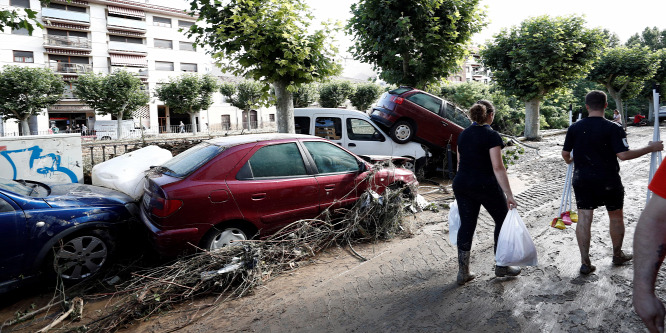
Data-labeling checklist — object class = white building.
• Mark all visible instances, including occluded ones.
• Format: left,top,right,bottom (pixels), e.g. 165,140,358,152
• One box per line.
0,0,276,136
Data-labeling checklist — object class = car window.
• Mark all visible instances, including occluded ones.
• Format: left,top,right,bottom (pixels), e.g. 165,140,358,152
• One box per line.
303,141,359,174
0,197,15,213
347,118,384,141
314,117,342,140
389,87,413,94
243,143,308,178
295,116,310,135
443,102,472,128
161,142,225,178
406,93,442,115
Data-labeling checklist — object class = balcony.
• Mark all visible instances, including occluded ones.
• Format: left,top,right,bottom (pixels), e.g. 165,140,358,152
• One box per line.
108,41,147,54
48,62,93,74
110,66,148,78
107,16,146,32
42,8,90,24
44,35,91,50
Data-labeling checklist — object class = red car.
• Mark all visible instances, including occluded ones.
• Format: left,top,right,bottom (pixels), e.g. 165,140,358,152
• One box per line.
140,133,417,256
370,87,471,151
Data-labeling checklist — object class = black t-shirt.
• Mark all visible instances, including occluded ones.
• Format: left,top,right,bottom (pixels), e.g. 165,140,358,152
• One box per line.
562,117,629,183
454,125,505,187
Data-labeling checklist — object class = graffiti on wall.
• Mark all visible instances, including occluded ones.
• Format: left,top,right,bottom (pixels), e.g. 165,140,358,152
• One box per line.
0,145,79,183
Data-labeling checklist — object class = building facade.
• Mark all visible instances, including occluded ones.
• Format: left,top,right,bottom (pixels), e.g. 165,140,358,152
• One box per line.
448,48,491,84
0,0,276,136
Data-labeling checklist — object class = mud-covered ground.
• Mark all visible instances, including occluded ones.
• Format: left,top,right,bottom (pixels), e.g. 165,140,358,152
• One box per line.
1,125,664,332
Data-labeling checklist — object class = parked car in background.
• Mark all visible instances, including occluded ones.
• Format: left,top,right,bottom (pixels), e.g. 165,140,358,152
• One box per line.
0,178,137,293
140,133,417,256
370,87,471,151
294,108,428,173
658,106,666,121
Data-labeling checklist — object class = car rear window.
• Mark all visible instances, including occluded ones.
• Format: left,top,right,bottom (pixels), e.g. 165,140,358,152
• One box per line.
389,87,413,95
160,142,225,178
238,143,308,179
406,93,442,114
443,102,472,128
303,141,359,174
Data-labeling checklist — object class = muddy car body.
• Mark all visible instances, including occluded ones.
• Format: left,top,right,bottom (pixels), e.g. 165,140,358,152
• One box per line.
140,133,417,256
0,178,137,293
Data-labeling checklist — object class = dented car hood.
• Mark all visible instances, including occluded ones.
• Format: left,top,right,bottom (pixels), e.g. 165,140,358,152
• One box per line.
45,183,134,208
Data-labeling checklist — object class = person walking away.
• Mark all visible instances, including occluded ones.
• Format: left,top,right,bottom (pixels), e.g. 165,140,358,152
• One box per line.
179,121,185,133
452,100,520,285
561,90,663,275
81,124,87,136
633,159,666,333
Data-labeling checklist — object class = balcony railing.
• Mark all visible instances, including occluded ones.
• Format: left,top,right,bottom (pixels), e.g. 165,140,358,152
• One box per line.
48,62,93,74
44,35,90,49
110,67,148,77
108,41,147,53
107,16,146,31
42,8,90,23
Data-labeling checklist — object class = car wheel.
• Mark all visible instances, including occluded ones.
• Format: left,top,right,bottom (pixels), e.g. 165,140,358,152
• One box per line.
401,159,415,173
49,229,114,283
201,224,254,251
390,120,414,144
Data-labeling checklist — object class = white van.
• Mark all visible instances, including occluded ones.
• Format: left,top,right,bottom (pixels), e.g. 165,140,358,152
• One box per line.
294,108,427,172
94,120,139,140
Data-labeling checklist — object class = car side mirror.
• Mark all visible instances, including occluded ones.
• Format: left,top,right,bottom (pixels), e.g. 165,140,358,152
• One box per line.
358,160,367,172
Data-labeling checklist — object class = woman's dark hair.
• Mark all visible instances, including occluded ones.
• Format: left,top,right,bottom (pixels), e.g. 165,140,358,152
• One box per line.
469,100,495,124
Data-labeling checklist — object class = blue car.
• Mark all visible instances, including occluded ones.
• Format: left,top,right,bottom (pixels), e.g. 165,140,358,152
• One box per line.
0,178,137,293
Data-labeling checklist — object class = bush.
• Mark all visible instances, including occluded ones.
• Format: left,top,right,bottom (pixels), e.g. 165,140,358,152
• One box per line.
349,83,382,112
293,83,318,108
319,81,355,108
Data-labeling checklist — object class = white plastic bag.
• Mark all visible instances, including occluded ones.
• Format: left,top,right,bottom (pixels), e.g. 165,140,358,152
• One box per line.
495,208,538,266
448,200,460,245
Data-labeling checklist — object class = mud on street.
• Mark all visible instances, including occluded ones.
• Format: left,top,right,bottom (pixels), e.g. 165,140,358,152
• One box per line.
1,125,663,332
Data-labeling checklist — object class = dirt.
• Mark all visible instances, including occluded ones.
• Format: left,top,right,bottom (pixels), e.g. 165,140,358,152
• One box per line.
1,125,664,332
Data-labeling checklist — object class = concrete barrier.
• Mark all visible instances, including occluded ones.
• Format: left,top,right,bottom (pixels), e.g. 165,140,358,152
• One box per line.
0,134,83,183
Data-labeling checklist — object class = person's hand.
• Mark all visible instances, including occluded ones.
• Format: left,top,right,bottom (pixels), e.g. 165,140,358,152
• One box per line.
506,195,518,210
648,141,664,152
634,292,666,333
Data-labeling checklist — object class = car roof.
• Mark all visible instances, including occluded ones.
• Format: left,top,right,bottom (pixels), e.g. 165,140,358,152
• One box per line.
206,133,321,148
295,108,371,118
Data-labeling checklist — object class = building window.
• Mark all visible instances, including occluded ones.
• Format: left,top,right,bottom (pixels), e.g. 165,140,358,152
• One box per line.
13,51,34,63
153,38,173,49
179,41,195,51
155,61,174,71
11,27,30,35
269,114,275,122
178,20,194,29
180,63,197,72
110,35,143,44
153,16,171,27
47,3,86,13
221,115,230,130
10,0,30,8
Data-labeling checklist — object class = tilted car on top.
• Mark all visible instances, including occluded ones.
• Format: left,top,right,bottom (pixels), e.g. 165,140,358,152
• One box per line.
140,133,418,256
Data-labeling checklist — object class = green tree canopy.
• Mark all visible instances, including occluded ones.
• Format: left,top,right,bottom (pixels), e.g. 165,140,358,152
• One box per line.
74,71,149,138
293,83,319,108
348,83,382,112
481,15,605,139
347,0,486,88
154,74,218,135
0,65,64,135
439,81,490,109
587,46,658,128
318,81,355,108
0,0,49,35
219,80,268,130
186,0,341,133
626,27,666,50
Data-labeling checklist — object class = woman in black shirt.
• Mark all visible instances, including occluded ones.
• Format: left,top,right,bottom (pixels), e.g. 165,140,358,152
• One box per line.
452,100,520,285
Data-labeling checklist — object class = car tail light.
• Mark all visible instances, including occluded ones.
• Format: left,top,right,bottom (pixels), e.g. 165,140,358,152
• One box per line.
391,96,404,104
149,187,183,217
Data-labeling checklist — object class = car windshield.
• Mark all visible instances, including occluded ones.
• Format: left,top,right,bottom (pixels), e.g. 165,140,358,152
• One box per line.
0,178,36,196
159,142,225,178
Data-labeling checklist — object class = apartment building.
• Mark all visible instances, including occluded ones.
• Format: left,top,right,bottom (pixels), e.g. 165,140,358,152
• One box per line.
448,48,491,84
0,0,276,136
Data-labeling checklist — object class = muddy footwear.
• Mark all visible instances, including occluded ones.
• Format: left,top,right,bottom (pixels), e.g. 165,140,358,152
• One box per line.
495,265,521,277
457,250,476,285
612,251,633,265
580,263,596,275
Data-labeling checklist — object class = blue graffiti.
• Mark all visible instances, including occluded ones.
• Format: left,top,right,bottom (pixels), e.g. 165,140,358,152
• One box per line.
0,145,78,183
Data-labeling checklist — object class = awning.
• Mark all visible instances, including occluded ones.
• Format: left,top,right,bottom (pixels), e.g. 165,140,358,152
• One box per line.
110,54,147,67
108,6,146,19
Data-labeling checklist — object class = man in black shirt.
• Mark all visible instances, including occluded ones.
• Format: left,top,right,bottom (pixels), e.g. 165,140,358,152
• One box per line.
562,90,663,275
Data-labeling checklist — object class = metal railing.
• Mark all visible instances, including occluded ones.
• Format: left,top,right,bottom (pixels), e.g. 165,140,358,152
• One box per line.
48,62,93,74
44,35,90,48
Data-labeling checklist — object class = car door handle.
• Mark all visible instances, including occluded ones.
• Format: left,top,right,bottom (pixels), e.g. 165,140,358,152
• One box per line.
348,143,356,147
324,185,336,191
251,193,266,200
441,121,448,126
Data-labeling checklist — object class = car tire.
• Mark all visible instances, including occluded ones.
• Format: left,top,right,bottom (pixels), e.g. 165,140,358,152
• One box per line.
46,229,115,284
390,120,414,144
201,224,256,251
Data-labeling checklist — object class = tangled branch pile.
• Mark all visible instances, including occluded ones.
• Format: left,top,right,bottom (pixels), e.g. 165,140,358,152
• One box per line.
86,168,419,332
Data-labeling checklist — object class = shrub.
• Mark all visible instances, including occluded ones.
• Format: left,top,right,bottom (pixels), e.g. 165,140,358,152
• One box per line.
319,81,355,108
349,83,382,112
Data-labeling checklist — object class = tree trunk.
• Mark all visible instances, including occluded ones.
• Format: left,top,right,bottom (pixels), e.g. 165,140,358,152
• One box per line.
524,98,541,140
117,113,123,140
273,80,295,133
189,111,198,135
21,118,31,136
0,117,4,137
28,114,39,135
648,97,654,122
606,88,625,130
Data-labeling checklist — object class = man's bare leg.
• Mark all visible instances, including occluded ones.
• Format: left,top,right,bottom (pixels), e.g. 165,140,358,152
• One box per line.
576,209,594,265
608,209,625,255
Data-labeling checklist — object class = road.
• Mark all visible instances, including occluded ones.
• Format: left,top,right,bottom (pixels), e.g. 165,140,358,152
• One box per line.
0,125,662,332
